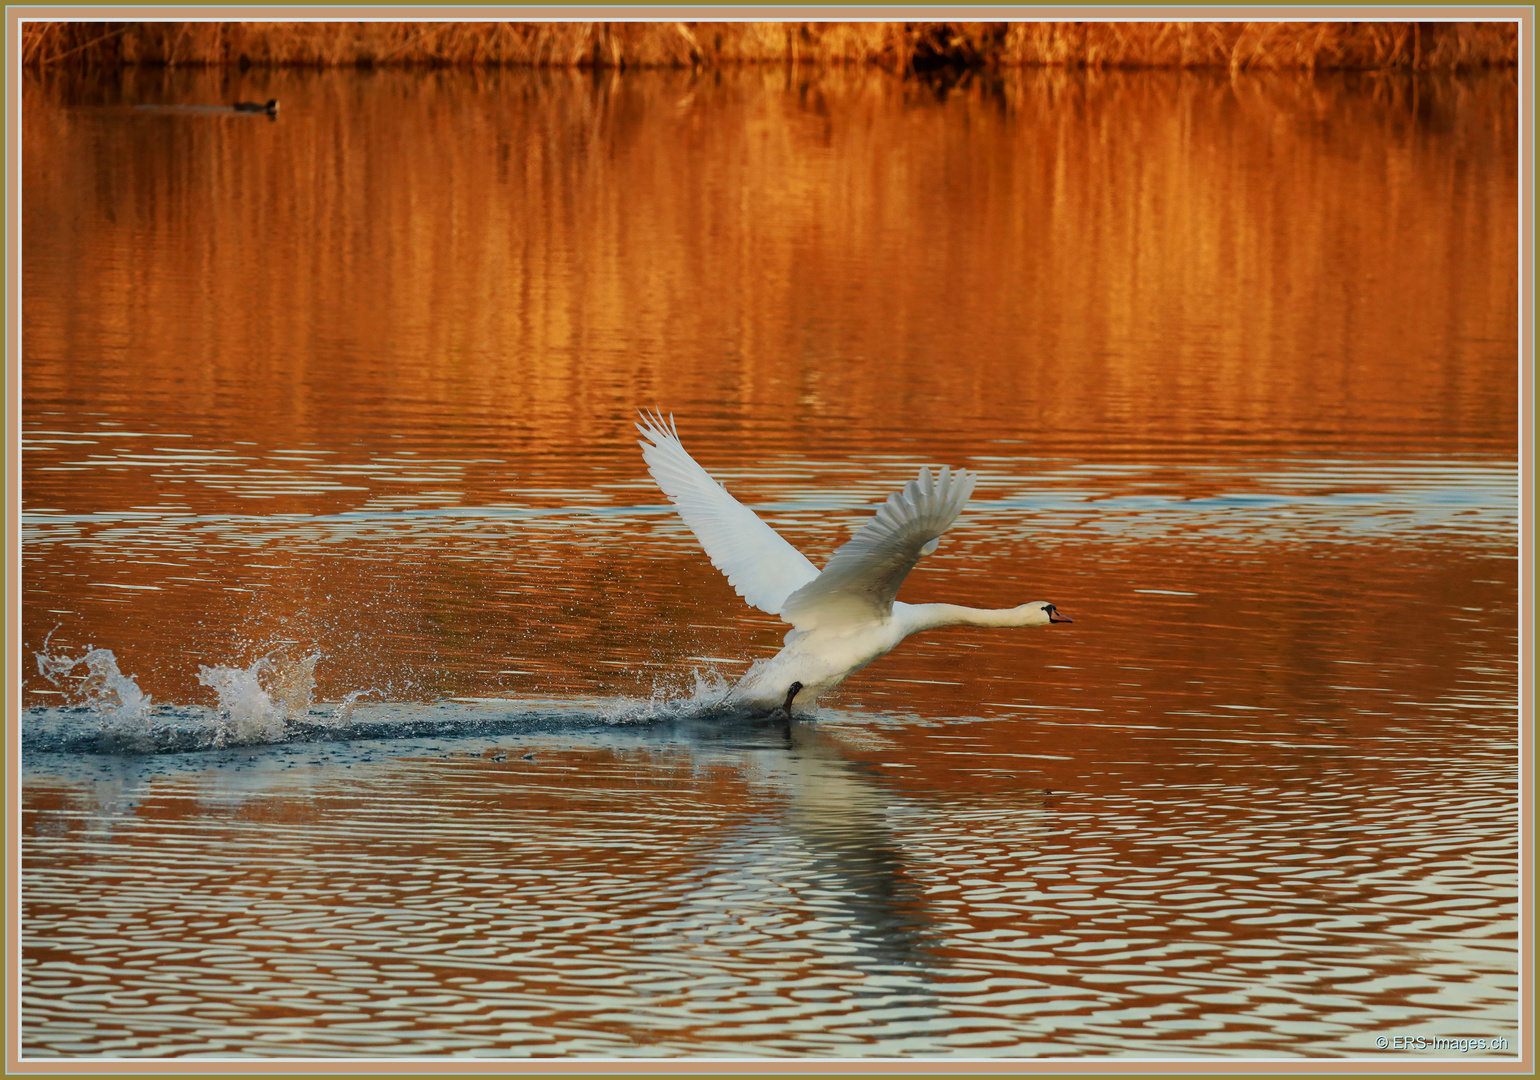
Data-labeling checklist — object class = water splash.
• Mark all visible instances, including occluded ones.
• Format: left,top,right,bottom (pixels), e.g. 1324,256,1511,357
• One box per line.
24,640,768,759
329,688,376,724
599,667,736,723
197,650,321,746
689,668,735,707
34,642,154,750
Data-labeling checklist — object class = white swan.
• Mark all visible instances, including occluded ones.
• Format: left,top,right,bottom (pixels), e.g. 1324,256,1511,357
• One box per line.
636,412,1071,713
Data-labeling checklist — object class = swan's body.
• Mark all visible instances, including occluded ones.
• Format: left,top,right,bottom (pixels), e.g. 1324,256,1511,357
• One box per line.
637,412,1070,712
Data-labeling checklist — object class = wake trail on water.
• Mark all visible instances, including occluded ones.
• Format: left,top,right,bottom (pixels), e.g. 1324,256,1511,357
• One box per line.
26,644,761,757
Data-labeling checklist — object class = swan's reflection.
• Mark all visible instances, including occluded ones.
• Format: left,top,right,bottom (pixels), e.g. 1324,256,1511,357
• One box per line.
687,717,943,982
781,721,937,973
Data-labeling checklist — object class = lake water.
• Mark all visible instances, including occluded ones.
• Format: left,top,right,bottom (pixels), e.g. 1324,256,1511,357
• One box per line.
19,65,1520,1060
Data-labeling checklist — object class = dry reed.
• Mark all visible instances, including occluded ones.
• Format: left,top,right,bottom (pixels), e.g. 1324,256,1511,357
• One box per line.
19,21,1520,72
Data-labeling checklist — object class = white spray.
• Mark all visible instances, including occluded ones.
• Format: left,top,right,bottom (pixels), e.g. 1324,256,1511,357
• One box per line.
328,688,375,725
598,666,735,722
34,639,155,747
197,650,321,746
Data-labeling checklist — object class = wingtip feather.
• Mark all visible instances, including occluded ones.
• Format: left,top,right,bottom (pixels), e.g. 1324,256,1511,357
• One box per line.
636,408,681,448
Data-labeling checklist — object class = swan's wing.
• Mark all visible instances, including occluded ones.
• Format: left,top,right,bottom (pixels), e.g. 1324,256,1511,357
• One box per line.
780,465,977,631
636,411,820,616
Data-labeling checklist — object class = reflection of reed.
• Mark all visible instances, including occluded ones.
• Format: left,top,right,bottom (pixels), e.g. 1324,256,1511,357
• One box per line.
21,21,1519,72
23,65,1517,464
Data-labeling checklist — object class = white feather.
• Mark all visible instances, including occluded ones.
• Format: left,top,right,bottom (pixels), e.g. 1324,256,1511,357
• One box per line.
635,411,819,616
779,465,976,631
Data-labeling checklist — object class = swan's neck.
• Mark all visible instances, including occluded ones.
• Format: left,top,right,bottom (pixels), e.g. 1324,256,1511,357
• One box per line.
900,602,1038,633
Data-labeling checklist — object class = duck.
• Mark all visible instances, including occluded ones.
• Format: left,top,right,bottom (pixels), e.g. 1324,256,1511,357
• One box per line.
636,411,1071,714
233,99,279,115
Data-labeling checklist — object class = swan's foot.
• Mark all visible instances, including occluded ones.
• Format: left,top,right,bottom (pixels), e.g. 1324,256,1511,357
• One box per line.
782,681,804,717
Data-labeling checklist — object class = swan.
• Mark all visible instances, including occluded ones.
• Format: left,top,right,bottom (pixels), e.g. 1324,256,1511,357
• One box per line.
233,98,279,115
636,411,1071,714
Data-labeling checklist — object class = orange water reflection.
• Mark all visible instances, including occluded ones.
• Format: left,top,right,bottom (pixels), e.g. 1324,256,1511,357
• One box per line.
24,66,1516,471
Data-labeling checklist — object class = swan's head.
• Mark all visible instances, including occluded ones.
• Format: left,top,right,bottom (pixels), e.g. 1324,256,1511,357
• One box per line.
1018,601,1072,626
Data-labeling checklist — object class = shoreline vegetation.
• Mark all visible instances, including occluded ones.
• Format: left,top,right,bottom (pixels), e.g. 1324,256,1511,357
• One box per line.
21,21,1519,72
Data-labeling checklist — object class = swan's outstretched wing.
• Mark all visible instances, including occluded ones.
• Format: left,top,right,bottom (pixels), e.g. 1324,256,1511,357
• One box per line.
780,465,977,631
637,411,820,616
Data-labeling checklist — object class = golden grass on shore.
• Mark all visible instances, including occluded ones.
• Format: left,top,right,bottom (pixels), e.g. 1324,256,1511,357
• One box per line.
19,20,1520,72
